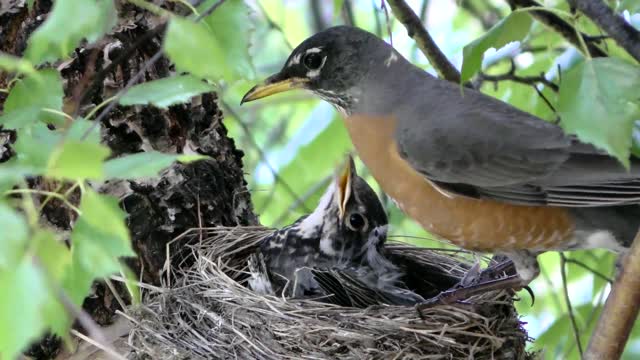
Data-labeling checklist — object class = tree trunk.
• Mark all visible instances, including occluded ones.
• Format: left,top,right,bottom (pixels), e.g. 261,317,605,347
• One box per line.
1,1,257,358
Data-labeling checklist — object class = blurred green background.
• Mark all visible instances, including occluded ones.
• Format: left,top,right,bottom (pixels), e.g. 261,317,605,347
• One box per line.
218,1,640,358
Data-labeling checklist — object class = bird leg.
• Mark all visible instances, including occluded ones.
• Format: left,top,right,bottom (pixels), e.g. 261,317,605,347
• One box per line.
416,274,526,311
417,252,538,315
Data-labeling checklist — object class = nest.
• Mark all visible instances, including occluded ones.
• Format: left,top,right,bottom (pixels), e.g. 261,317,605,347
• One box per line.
126,227,531,359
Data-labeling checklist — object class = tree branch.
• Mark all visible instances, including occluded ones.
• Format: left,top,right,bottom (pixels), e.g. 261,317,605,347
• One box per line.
560,253,584,357
385,0,461,83
585,230,640,358
572,0,640,63
506,0,607,58
479,66,559,92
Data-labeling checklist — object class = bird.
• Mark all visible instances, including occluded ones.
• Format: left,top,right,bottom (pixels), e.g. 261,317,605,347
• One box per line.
241,25,640,289
248,155,428,307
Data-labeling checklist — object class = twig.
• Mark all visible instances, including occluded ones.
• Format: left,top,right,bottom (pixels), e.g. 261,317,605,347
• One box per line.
310,0,327,32
273,173,333,225
459,0,500,30
80,0,227,140
219,100,308,213
195,0,226,20
372,0,383,37
70,329,128,360
385,0,461,83
104,277,128,313
410,0,430,63
479,64,559,92
80,50,163,140
586,230,640,358
380,1,394,46
76,24,167,118
256,0,293,50
564,258,613,284
341,0,356,27
572,0,640,63
560,253,584,357
506,0,607,57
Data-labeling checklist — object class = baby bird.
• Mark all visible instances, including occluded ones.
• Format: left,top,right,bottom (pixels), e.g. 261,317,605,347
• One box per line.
249,156,424,307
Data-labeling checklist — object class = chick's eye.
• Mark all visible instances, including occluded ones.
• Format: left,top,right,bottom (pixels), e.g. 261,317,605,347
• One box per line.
303,53,323,70
348,213,367,231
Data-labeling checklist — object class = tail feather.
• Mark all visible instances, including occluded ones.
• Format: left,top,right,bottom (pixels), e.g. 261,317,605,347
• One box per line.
569,205,640,250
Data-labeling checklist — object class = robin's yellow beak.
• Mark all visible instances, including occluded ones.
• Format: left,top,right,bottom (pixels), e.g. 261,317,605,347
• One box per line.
337,155,356,219
241,73,309,104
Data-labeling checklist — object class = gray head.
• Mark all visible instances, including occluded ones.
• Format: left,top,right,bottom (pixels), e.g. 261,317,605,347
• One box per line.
241,26,395,112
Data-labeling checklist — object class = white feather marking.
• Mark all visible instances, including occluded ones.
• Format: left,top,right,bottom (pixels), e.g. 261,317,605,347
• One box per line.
425,178,456,199
320,236,337,256
297,181,335,238
384,51,398,67
288,53,301,66
305,47,323,54
585,230,625,253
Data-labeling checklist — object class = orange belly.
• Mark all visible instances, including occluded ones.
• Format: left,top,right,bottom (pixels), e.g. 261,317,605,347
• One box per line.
344,115,575,252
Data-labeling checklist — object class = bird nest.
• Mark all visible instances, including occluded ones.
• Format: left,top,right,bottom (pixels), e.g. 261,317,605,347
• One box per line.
125,226,531,359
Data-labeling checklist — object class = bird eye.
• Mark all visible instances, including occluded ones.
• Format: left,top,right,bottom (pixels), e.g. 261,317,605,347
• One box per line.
303,52,323,70
347,212,367,231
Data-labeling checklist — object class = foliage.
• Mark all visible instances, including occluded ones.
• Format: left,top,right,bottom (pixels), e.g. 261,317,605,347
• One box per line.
235,1,640,359
1,0,640,359
0,0,251,357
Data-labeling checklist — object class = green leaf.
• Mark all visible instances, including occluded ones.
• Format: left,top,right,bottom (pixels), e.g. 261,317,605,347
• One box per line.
47,141,111,180
119,75,215,108
66,189,133,312
0,52,35,75
165,0,254,81
33,230,71,281
198,0,254,80
461,10,533,82
14,125,62,171
25,0,117,64
14,119,101,176
0,203,29,268
164,18,224,80
0,164,36,194
104,151,207,180
558,58,640,168
74,189,134,256
0,259,50,360
0,69,64,128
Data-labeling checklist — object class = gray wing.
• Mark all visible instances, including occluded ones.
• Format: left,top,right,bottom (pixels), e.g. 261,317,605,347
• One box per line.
395,83,640,207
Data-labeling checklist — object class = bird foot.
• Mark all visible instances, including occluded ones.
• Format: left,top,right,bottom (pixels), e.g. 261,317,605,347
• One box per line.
416,271,535,317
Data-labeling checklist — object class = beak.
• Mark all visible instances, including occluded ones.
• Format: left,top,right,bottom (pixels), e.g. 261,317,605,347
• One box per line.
240,72,309,104
337,155,357,219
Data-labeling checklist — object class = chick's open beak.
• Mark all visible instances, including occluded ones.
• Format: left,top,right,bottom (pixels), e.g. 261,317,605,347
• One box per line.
337,155,357,219
241,73,309,104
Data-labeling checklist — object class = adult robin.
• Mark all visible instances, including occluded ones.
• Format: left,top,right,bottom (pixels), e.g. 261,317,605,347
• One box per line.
242,26,640,288
250,156,427,306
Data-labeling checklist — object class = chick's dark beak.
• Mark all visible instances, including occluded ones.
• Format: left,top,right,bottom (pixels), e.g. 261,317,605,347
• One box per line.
241,72,309,104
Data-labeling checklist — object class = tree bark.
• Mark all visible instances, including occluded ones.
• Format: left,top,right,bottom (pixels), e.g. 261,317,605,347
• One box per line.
1,1,257,358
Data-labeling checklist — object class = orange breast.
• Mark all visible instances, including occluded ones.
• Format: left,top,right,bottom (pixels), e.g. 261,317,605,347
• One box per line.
344,115,575,252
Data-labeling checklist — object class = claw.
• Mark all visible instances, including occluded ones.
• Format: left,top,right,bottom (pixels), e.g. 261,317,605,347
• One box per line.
522,285,535,306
